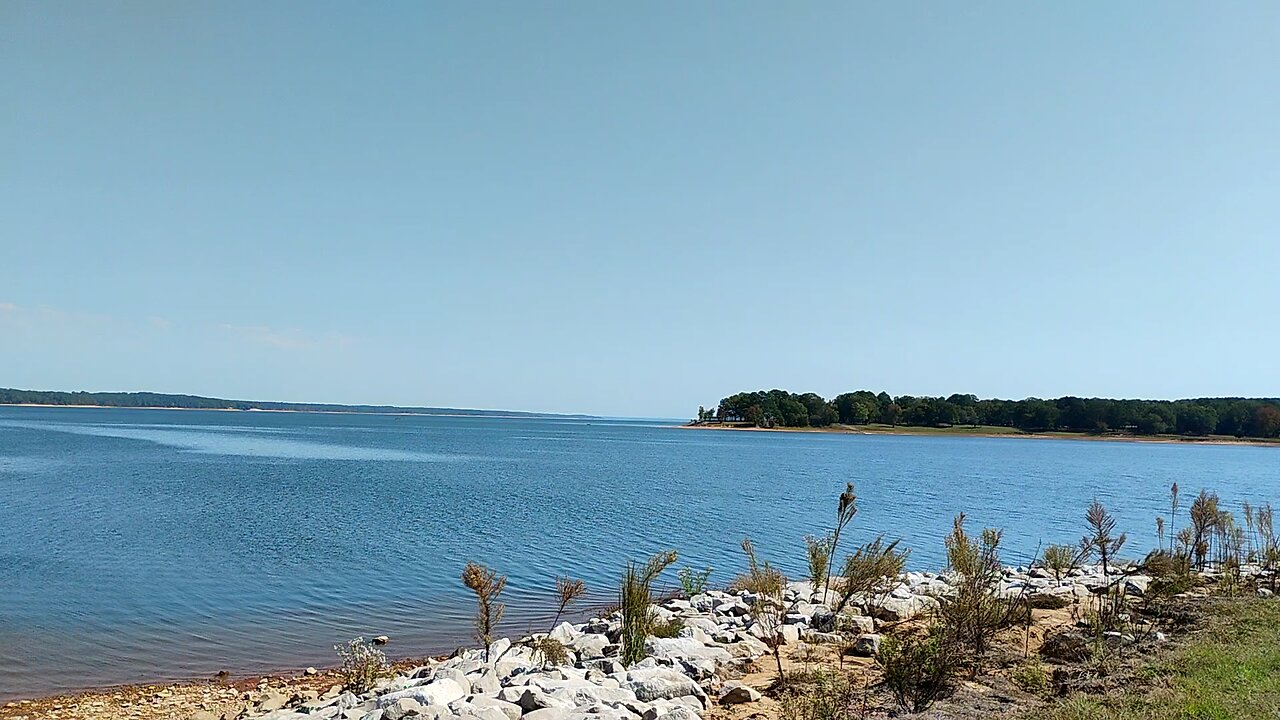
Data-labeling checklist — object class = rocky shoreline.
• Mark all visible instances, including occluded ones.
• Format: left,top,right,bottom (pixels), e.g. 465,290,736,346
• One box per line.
218,561,1189,720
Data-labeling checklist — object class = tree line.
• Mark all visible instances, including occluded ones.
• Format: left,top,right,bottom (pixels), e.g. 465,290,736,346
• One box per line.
0,388,588,418
701,389,1280,438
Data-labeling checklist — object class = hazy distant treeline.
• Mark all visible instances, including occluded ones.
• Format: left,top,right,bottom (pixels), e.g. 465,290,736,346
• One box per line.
704,390,1280,438
0,388,587,418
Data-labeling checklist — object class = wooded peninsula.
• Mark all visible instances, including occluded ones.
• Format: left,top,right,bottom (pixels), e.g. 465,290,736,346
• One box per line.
698,390,1280,439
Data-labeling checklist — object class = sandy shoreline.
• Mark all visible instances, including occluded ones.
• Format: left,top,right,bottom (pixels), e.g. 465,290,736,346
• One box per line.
678,422,1280,447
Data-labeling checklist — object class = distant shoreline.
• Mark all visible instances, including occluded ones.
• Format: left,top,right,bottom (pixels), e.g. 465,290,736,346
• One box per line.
0,403,591,422
679,421,1280,447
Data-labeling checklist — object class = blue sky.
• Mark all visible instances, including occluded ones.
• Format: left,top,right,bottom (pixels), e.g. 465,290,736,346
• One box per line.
2,3,1278,417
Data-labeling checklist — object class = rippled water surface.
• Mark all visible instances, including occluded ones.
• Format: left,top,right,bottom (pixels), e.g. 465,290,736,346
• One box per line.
1,406,1276,699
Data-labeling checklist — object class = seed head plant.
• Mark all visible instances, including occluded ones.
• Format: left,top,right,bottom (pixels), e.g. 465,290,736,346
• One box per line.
823,483,859,601
461,560,507,653
1080,499,1126,579
548,576,586,631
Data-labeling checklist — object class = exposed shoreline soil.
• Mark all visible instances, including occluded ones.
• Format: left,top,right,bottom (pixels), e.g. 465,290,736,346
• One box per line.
679,422,1279,447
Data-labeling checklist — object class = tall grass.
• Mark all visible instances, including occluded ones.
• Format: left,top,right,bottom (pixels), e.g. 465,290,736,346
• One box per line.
619,550,678,666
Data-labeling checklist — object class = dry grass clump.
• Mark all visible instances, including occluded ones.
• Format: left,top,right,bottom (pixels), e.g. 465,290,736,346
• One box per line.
333,636,390,694
776,668,862,720
735,537,788,683
461,560,507,651
531,636,570,667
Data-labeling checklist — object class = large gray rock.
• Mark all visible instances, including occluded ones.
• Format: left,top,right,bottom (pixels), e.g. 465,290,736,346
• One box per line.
517,687,575,713
465,697,522,720
468,670,500,695
869,595,936,621
624,668,706,707
569,633,612,660
718,682,761,704
383,698,422,720
851,633,880,657
549,622,580,645
377,679,466,709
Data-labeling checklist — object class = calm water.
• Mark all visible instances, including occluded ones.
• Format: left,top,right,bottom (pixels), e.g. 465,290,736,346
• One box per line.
1,407,1277,699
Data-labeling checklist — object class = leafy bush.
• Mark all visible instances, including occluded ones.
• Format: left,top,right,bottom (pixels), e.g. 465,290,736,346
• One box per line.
677,566,713,597
876,630,956,713
334,636,389,694
620,550,678,665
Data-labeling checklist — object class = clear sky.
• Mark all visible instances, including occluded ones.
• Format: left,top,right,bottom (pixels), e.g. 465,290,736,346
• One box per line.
2,3,1278,417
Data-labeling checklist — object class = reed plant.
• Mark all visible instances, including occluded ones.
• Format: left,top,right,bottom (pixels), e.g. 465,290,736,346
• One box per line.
823,483,859,600
619,550,678,666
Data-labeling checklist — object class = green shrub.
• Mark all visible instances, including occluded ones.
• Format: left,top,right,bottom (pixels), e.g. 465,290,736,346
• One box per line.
776,669,860,720
1042,544,1081,582
677,566,713,597
804,534,834,590
735,537,789,683
937,514,1016,673
1012,660,1050,695
832,536,909,614
876,629,957,713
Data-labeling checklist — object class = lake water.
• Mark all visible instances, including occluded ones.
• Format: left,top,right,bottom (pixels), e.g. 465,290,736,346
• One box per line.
1,406,1276,699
